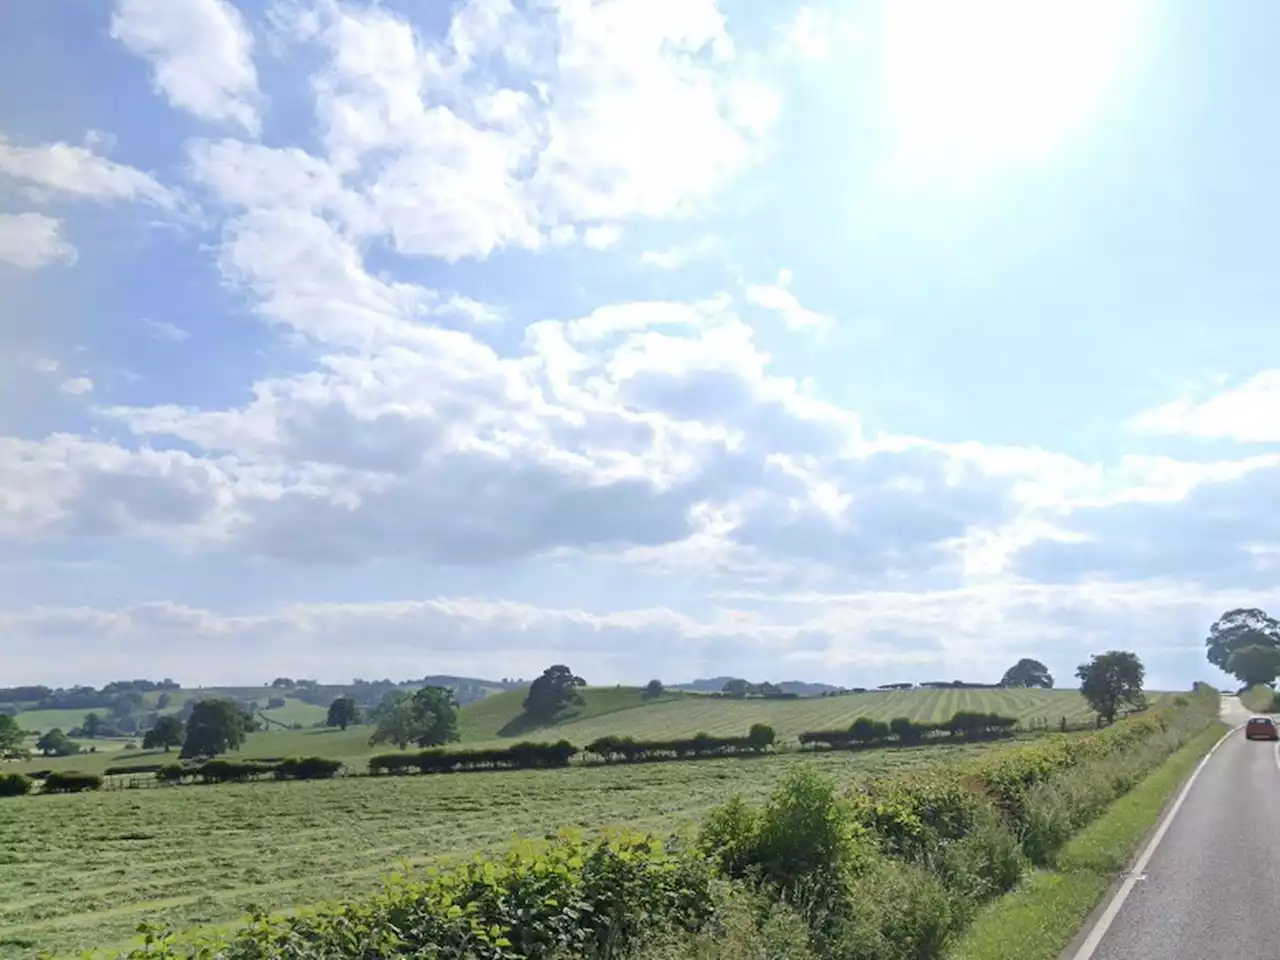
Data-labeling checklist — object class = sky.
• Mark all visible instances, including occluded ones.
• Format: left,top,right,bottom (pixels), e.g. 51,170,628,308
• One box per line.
1,0,1277,691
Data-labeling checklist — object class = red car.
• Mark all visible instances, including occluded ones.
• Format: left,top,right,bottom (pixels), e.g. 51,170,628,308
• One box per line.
1245,716,1278,741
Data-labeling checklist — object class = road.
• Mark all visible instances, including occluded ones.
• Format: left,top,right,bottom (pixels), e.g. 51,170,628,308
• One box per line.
1074,695,1280,960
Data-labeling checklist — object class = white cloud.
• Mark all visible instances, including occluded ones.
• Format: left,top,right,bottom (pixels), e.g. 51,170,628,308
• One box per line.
0,137,177,208
60,377,95,396
142,318,191,342
1127,371,1280,443
0,213,77,269
249,0,775,262
583,224,622,249
744,268,832,331
641,235,718,269
111,0,262,135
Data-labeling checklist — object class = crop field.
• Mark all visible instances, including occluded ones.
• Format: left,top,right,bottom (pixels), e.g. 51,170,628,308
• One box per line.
0,738,1018,958
5,688,1165,779
531,687,1158,746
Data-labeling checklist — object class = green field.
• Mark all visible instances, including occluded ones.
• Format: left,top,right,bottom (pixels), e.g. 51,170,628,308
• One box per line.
4,687,1154,778
0,738,1017,959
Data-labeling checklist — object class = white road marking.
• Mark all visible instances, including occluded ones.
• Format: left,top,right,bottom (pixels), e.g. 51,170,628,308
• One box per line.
1070,720,1244,960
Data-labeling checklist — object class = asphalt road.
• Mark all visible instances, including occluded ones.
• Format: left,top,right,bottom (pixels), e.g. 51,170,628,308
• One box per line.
1075,695,1280,960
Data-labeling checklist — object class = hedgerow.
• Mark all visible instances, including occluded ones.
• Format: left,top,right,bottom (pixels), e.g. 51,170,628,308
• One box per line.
584,725,776,763
798,711,1018,750
369,740,579,774
118,831,715,959
42,771,103,793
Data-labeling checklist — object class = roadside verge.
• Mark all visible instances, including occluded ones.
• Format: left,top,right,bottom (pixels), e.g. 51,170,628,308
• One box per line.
946,720,1230,960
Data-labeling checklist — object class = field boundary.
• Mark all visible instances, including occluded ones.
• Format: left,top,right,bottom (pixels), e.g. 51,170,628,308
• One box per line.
946,719,1230,960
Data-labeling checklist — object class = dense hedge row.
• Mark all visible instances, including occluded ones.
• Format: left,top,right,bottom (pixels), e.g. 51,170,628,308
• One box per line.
43,771,103,793
799,710,1018,748
584,725,776,763
155,756,344,784
370,740,578,774
113,685,1220,959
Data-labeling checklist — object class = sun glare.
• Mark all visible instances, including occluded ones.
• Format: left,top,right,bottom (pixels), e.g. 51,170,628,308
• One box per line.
882,0,1150,166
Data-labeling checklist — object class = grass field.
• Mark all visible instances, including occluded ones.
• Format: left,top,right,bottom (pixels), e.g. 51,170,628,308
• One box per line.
3,687,1157,778
0,739,1018,959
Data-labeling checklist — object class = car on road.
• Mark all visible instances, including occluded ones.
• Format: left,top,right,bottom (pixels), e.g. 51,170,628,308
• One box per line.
1245,716,1279,740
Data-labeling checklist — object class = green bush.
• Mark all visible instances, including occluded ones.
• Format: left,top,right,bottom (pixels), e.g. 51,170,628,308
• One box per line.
195,759,278,783
42,772,102,794
0,772,32,797
117,832,714,959
274,756,343,780
155,763,186,784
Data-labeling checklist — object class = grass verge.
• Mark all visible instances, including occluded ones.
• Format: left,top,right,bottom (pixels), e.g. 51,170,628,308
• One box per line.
1239,684,1276,713
947,720,1228,960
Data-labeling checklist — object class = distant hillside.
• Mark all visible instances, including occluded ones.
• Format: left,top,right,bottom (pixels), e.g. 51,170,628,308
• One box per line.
456,685,686,742
673,677,843,696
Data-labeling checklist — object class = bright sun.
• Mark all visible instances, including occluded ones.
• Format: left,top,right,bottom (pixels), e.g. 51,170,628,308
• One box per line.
881,0,1151,166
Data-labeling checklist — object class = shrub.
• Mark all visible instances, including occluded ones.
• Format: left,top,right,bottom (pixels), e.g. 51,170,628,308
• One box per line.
195,759,278,783
0,772,32,797
155,763,186,783
116,832,715,959
274,756,343,780
42,772,103,793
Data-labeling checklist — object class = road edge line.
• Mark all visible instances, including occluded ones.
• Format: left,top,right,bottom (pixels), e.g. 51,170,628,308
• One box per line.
1066,719,1244,960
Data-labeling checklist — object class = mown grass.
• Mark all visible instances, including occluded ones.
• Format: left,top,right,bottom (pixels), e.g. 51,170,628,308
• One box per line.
5,688,1160,778
0,738,1018,959
538,688,1146,746
947,720,1228,960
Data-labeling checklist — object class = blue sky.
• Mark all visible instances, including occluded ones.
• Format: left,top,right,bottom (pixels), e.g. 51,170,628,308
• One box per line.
1,0,1278,690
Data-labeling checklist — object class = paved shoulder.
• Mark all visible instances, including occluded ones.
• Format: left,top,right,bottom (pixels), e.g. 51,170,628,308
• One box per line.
1081,702,1280,960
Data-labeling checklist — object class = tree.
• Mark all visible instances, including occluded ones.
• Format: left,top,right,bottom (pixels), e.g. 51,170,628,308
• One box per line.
522,665,586,721
0,714,23,755
271,677,296,689
81,712,107,738
722,678,750,699
1226,645,1280,687
369,685,459,749
1076,651,1145,724
1205,608,1280,674
111,691,145,718
1000,658,1054,689
143,715,185,752
326,696,360,731
643,679,664,700
180,699,250,759
37,729,78,757
156,692,172,709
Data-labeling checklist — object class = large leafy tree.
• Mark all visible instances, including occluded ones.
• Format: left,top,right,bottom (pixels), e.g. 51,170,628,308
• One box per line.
1206,608,1280,678
369,685,459,749
1076,651,1145,724
522,665,586,722
180,699,251,759
1227,645,1280,687
0,714,23,755
36,728,79,757
142,715,185,752
1000,658,1054,689
326,696,360,731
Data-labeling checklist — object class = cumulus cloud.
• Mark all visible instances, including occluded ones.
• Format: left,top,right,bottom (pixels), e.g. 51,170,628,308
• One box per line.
60,377,95,396
0,213,77,268
142,318,191,342
111,0,263,135
1127,371,1280,443
0,136,178,208
745,268,832,331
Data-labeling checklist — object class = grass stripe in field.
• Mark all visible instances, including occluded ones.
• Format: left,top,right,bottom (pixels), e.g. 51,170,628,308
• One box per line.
946,720,1228,960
